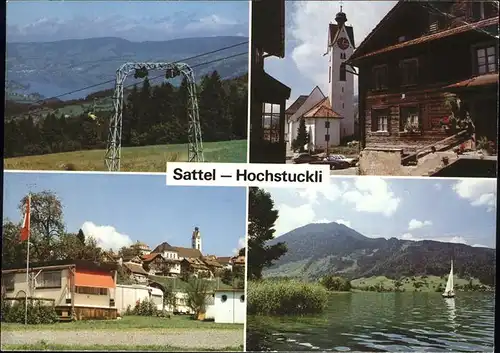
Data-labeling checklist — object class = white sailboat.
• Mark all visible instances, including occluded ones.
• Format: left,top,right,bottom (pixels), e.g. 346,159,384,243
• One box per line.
442,260,455,298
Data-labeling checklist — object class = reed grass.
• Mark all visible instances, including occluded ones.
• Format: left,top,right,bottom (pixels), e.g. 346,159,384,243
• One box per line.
247,279,328,316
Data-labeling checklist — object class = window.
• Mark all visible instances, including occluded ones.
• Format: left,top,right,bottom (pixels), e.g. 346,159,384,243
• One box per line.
339,63,347,81
240,295,245,303
2,274,15,292
400,106,420,132
36,271,61,288
377,116,389,132
372,65,388,90
340,52,346,59
476,46,497,74
262,103,281,143
76,286,108,295
221,294,228,303
371,110,390,132
400,59,418,86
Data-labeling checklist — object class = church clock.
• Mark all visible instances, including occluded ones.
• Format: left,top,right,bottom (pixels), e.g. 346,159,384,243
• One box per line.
337,37,350,50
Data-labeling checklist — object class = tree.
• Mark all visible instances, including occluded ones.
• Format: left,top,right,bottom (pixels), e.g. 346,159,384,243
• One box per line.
295,118,309,152
185,278,210,319
320,275,351,291
247,187,287,280
19,191,65,263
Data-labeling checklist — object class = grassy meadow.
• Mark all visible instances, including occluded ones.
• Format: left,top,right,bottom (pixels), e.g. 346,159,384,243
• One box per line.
4,140,247,172
351,275,486,292
2,342,241,352
1,315,243,332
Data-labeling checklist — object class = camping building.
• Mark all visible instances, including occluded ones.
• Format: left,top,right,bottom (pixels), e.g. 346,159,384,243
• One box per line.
212,289,245,324
1,260,118,320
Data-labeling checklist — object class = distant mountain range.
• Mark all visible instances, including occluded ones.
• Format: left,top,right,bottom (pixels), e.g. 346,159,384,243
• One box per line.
264,222,496,285
6,36,248,101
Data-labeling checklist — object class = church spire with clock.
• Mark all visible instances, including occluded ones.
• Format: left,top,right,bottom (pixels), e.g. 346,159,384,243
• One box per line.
326,4,355,140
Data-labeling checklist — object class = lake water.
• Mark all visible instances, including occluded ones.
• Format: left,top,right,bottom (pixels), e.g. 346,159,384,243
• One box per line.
247,292,495,352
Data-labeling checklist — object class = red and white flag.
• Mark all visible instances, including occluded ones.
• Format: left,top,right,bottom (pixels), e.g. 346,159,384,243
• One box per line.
20,195,31,242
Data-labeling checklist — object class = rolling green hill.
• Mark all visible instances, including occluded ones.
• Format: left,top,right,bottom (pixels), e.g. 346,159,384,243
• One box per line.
264,222,496,286
4,140,247,172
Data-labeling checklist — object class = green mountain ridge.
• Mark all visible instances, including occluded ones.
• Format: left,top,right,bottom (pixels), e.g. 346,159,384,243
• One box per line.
264,222,496,286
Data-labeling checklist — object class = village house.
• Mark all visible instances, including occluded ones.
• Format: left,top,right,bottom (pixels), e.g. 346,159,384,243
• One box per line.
140,253,169,276
180,258,212,278
202,257,224,277
1,260,118,320
231,255,246,270
121,261,149,284
347,0,498,176
216,256,233,271
249,0,291,163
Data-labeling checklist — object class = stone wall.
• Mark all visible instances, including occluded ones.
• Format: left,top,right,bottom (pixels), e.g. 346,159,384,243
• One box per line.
358,148,404,176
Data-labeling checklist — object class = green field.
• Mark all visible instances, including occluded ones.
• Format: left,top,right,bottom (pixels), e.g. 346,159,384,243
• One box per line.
1,343,241,352
1,315,243,332
351,275,487,292
4,140,247,172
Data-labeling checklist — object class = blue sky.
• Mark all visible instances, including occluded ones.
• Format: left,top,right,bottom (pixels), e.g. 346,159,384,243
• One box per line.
3,172,247,256
266,1,396,105
265,177,497,249
7,1,249,42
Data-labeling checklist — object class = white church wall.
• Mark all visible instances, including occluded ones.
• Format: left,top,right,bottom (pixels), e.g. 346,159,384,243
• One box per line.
314,119,341,149
289,89,325,143
328,23,355,140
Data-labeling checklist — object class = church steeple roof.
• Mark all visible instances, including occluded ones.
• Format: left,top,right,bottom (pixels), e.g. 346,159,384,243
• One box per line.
335,2,347,27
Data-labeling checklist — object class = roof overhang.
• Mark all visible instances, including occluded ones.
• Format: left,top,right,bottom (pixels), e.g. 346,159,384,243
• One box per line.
348,16,499,65
443,73,499,92
253,69,291,103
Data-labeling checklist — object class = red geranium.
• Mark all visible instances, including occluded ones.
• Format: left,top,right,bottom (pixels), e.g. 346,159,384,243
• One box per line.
441,116,450,124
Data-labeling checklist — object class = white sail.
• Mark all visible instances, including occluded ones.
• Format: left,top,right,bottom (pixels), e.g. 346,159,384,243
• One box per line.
444,260,454,295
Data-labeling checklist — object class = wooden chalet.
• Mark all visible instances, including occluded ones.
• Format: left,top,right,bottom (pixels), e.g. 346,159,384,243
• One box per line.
250,0,291,163
122,261,148,283
180,258,211,278
2,260,118,321
347,1,498,176
202,257,224,276
140,253,169,276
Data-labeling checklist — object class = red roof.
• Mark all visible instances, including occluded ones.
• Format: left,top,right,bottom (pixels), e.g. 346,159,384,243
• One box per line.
141,253,163,262
445,73,499,89
303,97,342,119
350,16,498,62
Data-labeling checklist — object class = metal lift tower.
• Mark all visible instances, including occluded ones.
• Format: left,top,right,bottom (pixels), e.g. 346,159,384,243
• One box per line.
105,62,204,172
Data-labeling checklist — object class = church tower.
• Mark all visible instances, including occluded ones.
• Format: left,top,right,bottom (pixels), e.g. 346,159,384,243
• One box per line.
326,5,355,140
191,227,202,253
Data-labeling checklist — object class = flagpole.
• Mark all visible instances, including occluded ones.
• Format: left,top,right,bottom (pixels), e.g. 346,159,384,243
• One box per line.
24,193,31,326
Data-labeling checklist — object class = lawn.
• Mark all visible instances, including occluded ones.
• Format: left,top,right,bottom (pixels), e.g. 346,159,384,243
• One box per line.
2,343,241,352
4,140,247,172
1,314,243,332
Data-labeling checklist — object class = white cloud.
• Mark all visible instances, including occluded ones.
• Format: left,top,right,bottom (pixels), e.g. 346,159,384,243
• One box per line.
274,203,317,236
452,179,497,212
335,219,351,228
408,219,433,231
399,233,467,245
288,1,396,94
81,221,133,251
472,244,488,248
232,237,246,255
341,177,401,216
296,181,347,204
